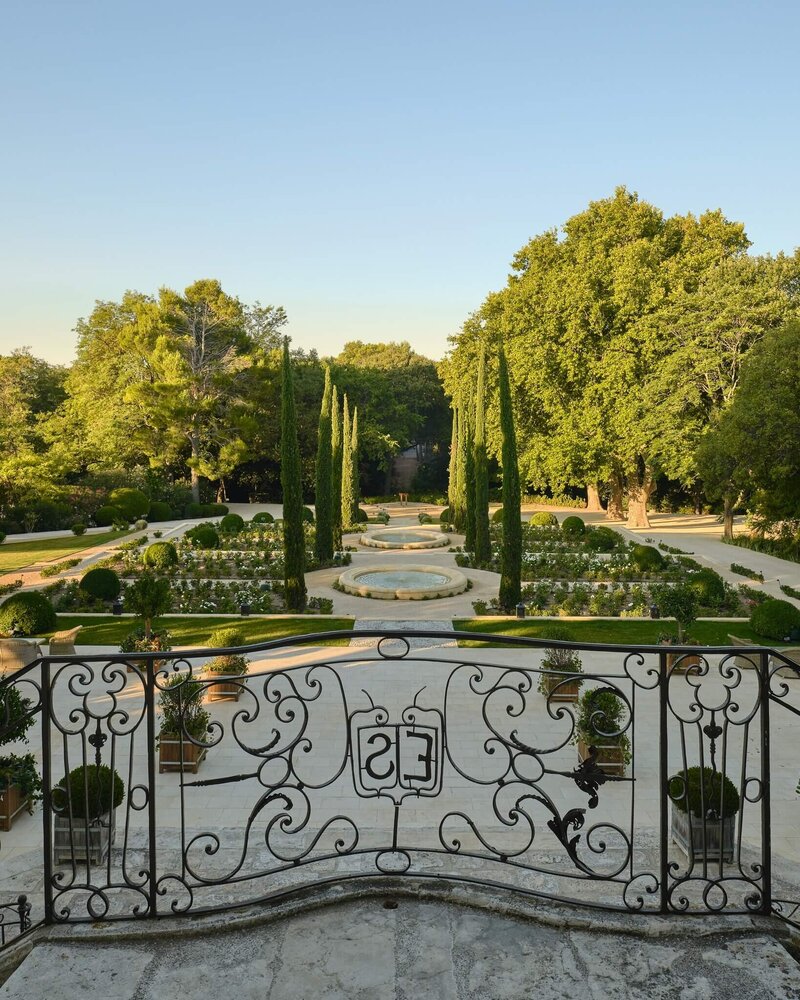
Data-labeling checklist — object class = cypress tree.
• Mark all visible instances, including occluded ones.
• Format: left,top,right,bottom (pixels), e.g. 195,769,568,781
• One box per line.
314,366,334,562
473,346,491,566
280,338,307,611
350,405,360,519
447,403,458,513
331,384,343,551
498,345,522,609
341,394,354,530
464,401,476,552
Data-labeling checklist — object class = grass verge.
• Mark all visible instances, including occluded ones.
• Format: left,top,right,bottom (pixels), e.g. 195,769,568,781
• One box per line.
452,618,778,647
0,530,130,573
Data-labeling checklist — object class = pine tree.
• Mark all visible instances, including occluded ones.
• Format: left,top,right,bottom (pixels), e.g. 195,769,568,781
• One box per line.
498,346,522,609
473,347,491,565
331,384,343,551
341,394,354,530
464,401,476,552
314,366,334,562
280,338,307,611
350,405,360,520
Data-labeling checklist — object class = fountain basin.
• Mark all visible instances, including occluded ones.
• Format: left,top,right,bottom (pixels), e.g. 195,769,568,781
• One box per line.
360,527,449,550
337,564,468,600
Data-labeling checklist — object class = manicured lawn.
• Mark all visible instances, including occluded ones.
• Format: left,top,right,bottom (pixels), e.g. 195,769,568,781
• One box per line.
0,530,129,573
452,618,779,647
45,615,355,646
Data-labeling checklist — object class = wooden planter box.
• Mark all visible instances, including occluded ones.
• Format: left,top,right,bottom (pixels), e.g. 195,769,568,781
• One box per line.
158,734,207,773
0,784,31,832
203,673,245,703
577,738,626,776
53,810,115,864
539,673,582,702
671,804,736,862
666,652,702,673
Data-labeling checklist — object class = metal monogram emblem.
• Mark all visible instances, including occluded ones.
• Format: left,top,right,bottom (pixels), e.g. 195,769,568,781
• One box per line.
350,691,443,802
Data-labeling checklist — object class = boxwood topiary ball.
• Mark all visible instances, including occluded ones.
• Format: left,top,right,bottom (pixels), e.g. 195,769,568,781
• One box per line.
143,542,179,571
219,513,245,533
53,763,125,819
0,591,57,635
108,488,149,521
560,515,586,539
303,507,315,523
584,526,619,552
94,505,124,527
187,525,219,549
688,567,726,607
491,508,505,523
148,501,173,522
750,598,800,640
80,567,122,601
530,511,558,527
354,508,369,523
631,544,664,572
252,511,274,524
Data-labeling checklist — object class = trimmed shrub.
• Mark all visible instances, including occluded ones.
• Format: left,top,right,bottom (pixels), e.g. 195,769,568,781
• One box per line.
148,502,173,522
354,508,369,523
0,591,57,635
0,532,5,544
53,764,125,819
71,523,87,536
143,542,178,571
303,507,315,523
108,488,149,521
186,525,219,549
79,567,121,601
94,505,124,527
29,501,73,531
669,766,740,819
220,513,245,533
491,508,505,523
631,544,664,572
561,515,585,539
208,626,246,648
530,511,558,527
134,519,148,531
186,502,229,519
750,599,800,641
252,511,274,524
440,507,453,524
584,526,619,552
688,568,726,608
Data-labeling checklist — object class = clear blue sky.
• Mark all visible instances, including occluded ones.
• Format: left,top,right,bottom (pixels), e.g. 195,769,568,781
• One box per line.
1,0,798,364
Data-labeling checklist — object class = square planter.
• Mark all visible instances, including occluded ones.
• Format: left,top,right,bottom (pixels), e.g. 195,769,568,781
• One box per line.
539,673,582,702
158,734,207,773
53,810,115,864
666,652,702,673
671,803,735,862
0,784,31,832
577,738,626,776
203,673,245,703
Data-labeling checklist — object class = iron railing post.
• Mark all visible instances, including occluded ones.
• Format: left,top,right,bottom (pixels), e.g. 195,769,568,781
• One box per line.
146,659,158,918
40,657,53,925
658,649,669,914
760,650,772,915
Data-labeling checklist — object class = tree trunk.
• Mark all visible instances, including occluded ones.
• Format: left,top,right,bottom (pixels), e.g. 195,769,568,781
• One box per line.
606,476,624,520
190,433,201,503
626,470,654,529
585,483,604,512
722,495,735,541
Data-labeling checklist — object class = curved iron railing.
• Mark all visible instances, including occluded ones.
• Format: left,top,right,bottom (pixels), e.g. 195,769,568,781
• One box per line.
0,629,798,949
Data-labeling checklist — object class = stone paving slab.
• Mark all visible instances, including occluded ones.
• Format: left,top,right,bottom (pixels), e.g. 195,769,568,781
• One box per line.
2,897,800,999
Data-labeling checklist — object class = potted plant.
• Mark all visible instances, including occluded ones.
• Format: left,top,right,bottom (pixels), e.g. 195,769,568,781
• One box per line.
668,765,740,861
120,572,173,672
52,764,125,863
536,626,583,702
656,585,701,671
0,685,41,831
574,687,631,776
157,674,211,773
203,627,249,703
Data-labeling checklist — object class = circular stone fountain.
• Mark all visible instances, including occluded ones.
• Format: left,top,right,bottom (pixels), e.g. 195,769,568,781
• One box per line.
360,527,449,550
337,564,468,600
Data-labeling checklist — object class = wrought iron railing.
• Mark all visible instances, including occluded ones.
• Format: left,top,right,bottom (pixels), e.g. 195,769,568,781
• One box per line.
1,629,799,951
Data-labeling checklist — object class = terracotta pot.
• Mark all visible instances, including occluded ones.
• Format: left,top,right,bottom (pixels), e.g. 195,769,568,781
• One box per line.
577,738,626,776
158,734,208,773
0,784,30,832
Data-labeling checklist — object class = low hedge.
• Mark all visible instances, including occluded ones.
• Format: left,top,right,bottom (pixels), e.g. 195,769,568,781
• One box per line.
750,599,800,641
186,503,229,519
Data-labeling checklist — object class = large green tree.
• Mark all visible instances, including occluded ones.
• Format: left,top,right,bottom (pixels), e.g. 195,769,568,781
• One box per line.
472,346,491,564
340,394,355,529
331,384,343,549
314,366,334,561
280,338,307,611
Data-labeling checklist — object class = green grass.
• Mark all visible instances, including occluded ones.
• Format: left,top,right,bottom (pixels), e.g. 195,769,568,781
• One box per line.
0,530,130,573
45,615,355,646
452,618,782,647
